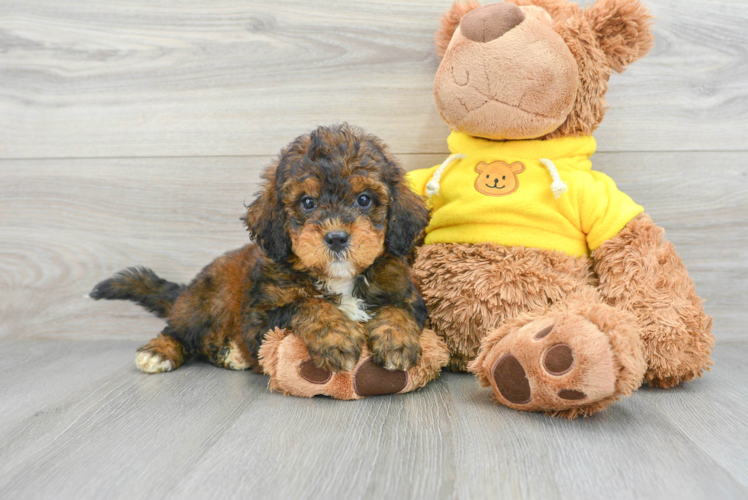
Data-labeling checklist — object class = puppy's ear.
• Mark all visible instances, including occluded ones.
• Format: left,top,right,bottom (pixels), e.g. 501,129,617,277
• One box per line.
435,0,482,59
242,163,292,263
385,165,430,258
584,0,654,73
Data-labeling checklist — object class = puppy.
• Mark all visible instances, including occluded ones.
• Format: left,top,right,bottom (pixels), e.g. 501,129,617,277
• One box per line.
91,124,430,375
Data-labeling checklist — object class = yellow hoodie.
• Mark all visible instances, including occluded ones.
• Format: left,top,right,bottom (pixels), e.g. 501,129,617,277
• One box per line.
407,132,643,258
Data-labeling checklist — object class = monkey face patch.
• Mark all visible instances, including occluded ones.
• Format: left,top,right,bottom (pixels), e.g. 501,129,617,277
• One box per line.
474,161,525,196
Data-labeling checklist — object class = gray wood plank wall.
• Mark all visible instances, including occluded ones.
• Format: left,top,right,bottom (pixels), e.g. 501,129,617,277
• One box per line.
1,0,746,344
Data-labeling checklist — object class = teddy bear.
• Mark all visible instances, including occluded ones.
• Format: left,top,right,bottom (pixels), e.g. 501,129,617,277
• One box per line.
404,0,714,417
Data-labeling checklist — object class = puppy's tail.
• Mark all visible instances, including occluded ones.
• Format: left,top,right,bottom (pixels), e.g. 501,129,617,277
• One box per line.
90,267,186,318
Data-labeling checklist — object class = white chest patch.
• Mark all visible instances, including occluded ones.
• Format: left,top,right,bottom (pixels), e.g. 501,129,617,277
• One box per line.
320,268,372,323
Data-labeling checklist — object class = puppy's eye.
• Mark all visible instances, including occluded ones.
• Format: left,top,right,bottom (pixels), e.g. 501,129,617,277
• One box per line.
300,196,317,211
356,193,372,208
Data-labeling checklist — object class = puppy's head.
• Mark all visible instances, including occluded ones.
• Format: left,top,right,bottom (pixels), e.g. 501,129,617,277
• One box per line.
242,124,429,279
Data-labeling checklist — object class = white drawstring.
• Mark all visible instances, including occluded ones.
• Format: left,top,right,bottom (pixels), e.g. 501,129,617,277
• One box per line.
539,158,567,198
426,154,466,197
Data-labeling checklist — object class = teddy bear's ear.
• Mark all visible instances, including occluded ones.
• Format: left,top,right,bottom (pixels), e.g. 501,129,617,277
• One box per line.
584,0,654,73
435,0,482,59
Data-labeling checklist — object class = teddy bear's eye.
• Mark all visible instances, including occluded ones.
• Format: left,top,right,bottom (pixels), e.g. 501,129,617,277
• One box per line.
486,175,489,179
502,175,506,180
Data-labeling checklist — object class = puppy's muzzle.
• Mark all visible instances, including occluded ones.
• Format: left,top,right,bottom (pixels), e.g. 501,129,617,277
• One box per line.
324,231,350,254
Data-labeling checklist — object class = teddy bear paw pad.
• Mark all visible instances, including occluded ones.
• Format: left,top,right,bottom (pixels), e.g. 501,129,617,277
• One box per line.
558,389,587,400
492,342,590,405
299,360,333,384
353,358,408,396
484,315,619,411
492,354,531,404
260,328,448,399
543,343,574,375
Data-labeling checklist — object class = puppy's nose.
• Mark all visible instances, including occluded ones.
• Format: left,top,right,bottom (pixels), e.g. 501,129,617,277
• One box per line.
460,2,526,43
324,231,350,253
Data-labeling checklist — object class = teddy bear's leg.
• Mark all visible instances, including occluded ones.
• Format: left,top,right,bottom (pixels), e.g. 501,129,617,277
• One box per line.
468,287,647,418
412,242,595,372
593,214,714,388
257,328,449,399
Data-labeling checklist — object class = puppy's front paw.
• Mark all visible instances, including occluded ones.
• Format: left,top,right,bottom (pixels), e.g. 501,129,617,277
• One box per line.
305,324,364,373
369,325,422,371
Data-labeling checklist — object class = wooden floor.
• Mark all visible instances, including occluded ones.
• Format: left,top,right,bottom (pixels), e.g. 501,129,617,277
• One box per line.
0,340,745,499
2,0,748,498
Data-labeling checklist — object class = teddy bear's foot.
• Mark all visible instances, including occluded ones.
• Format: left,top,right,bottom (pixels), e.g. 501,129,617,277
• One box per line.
469,303,646,418
258,328,449,400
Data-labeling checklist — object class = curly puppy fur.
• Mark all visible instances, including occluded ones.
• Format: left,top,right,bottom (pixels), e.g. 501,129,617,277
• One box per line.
92,124,430,374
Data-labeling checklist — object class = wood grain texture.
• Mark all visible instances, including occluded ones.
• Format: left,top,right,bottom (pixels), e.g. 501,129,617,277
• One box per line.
2,0,747,158
0,340,746,499
638,343,748,489
446,367,747,499
0,345,263,499
1,152,744,341
0,340,139,430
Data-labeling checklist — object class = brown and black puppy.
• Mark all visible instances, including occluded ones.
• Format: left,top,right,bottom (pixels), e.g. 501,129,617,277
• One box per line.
92,124,430,374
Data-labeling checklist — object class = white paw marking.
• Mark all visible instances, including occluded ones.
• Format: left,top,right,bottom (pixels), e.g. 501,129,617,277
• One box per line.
225,342,250,370
135,351,174,373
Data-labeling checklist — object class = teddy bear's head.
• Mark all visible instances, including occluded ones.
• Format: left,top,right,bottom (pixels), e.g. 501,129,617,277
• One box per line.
434,0,653,141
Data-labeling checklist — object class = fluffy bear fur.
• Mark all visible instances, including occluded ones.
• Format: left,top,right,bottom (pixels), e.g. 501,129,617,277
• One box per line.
412,0,713,417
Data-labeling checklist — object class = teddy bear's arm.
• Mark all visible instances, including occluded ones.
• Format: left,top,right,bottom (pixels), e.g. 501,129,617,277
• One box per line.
592,213,714,387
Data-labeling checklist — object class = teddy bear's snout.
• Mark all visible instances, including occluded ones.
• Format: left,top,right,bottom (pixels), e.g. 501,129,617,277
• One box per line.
460,2,526,43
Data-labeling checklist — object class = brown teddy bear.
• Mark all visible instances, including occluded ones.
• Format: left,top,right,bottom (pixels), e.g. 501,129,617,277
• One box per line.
406,0,714,417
